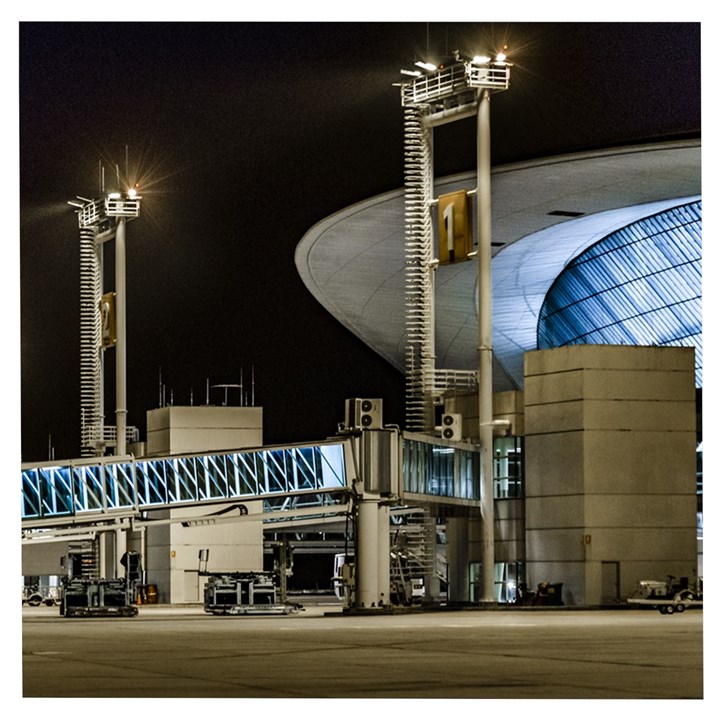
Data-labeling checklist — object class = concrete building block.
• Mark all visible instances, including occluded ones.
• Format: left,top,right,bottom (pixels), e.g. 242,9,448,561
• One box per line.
525,495,585,529
582,430,697,494
146,405,263,456
583,494,696,529
525,432,585,496
522,344,697,606
525,345,695,377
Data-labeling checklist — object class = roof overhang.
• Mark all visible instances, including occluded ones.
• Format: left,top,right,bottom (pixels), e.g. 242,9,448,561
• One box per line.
296,141,701,390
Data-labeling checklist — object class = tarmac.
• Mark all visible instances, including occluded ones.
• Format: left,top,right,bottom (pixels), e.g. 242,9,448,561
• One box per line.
18,599,705,703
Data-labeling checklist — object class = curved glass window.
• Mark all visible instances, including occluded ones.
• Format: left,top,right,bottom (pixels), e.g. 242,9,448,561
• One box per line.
537,201,702,386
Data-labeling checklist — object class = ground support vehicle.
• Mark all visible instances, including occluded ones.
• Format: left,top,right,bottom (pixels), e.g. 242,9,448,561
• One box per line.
23,582,61,607
627,577,703,614
60,578,138,617
203,572,303,616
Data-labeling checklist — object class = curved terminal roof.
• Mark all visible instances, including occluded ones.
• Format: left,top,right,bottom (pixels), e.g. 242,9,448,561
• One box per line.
295,141,701,391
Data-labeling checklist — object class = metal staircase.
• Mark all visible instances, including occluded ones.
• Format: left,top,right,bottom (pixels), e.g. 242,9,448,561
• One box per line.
390,510,436,603
403,104,435,431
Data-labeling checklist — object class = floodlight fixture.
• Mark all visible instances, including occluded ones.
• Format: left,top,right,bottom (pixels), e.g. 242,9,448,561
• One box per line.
415,60,437,72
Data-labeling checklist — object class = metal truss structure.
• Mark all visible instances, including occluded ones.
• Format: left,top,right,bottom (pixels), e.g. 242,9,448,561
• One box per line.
71,191,141,456
399,56,510,431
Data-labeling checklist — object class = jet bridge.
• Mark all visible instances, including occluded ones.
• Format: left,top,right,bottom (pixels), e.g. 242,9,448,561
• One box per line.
21,438,352,530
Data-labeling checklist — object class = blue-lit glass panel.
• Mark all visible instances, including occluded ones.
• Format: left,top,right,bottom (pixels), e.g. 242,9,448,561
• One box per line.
135,460,168,506
318,444,346,489
21,469,42,519
294,447,320,490
170,457,199,503
73,465,105,513
200,454,229,500
39,466,74,517
104,462,135,510
538,201,702,386
263,450,289,494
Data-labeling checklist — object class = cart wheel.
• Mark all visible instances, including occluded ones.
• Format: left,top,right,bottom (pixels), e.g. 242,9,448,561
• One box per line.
675,603,685,613
665,604,675,615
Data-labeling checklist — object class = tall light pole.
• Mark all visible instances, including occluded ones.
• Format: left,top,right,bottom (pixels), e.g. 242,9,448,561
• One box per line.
114,215,128,456
476,88,495,602
399,50,510,603
70,184,141,457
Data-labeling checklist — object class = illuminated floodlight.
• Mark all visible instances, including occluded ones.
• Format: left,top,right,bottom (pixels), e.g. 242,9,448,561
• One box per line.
496,52,507,63
415,60,437,72
127,187,138,198
401,68,422,77
108,192,121,199
472,55,492,65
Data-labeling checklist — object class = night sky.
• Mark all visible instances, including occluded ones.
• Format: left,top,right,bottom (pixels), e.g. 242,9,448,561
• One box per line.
17,20,701,463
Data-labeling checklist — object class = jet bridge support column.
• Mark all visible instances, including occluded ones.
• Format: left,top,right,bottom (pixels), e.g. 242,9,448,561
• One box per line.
354,428,397,609
356,495,387,608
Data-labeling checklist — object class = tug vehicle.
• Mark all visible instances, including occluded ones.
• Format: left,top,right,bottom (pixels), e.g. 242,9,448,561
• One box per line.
627,575,703,614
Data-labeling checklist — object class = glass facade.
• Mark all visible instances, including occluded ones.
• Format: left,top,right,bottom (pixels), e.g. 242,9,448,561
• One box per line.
537,200,702,386
493,436,524,499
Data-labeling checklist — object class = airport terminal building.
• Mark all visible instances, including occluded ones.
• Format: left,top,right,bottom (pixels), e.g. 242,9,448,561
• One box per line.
294,138,702,606
20,52,701,610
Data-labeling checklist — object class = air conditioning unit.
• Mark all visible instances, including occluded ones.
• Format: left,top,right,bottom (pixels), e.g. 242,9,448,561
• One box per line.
345,398,383,430
441,413,462,440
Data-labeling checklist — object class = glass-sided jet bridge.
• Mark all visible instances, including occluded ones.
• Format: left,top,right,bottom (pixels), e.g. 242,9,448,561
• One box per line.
21,435,483,529
22,440,351,528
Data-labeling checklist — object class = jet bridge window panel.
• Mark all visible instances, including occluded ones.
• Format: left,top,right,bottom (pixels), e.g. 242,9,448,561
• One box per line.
402,439,480,500
135,460,169,506
105,462,135,510
73,465,105,514
200,454,230,500
39,466,74,518
21,469,42,519
538,200,702,386
318,444,347,489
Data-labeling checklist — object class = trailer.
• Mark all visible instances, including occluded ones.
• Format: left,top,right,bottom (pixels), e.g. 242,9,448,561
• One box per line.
627,576,702,615
203,572,302,616
60,578,138,617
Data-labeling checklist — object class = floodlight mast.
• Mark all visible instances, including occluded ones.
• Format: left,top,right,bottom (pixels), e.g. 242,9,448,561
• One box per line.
399,53,511,604
70,189,141,457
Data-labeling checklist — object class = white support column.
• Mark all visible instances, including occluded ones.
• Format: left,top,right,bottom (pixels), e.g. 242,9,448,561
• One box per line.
477,89,495,603
115,527,127,579
377,503,390,606
356,496,381,608
115,217,127,456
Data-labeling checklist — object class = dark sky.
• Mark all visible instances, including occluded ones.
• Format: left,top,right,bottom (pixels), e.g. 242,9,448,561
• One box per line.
18,21,701,463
